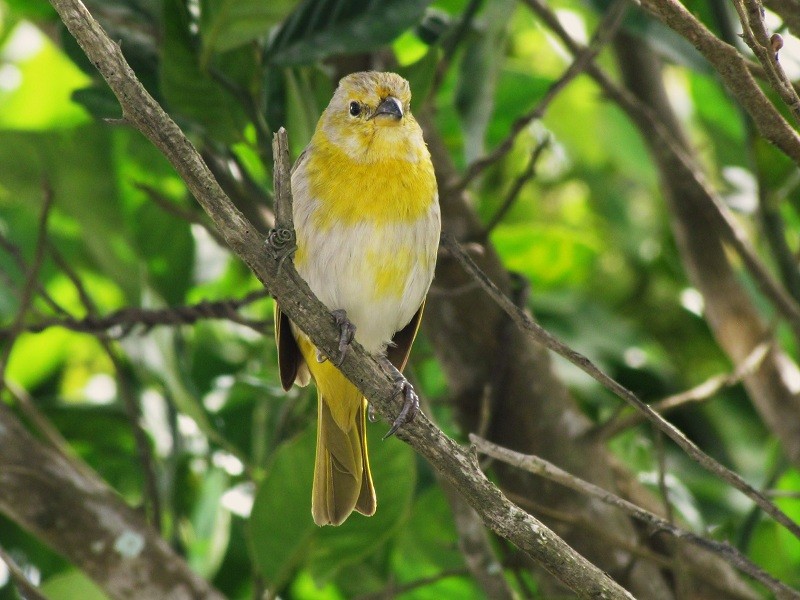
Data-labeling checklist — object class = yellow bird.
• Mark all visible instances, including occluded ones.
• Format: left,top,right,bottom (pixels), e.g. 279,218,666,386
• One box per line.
274,72,441,526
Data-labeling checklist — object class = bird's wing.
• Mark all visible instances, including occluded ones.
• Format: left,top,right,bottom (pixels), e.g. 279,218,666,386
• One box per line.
387,301,425,371
274,146,313,391
275,303,307,390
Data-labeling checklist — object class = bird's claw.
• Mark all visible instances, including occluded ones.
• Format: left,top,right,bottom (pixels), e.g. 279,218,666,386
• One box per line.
331,309,356,366
265,228,297,274
383,376,419,439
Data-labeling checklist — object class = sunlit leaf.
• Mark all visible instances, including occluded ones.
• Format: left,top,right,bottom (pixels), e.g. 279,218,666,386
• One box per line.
200,0,296,56
249,427,317,590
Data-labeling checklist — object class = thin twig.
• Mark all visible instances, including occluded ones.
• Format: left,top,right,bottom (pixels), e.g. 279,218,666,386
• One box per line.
0,546,49,600
481,136,550,237
453,0,628,192
595,341,771,439
49,1,638,595
621,0,800,166
442,233,800,539
0,290,271,339
472,435,800,599
524,0,800,342
0,186,54,396
733,0,800,125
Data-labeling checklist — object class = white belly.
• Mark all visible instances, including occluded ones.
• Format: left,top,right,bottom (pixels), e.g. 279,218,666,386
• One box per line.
295,205,439,353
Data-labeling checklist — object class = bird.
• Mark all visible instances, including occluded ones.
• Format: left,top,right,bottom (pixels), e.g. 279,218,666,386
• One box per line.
274,72,441,526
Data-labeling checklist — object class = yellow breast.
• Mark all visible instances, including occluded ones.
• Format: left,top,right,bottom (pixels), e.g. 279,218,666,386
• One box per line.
302,130,437,229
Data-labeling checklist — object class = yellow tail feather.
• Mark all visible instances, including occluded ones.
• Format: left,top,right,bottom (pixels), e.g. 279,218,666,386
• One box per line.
307,351,376,526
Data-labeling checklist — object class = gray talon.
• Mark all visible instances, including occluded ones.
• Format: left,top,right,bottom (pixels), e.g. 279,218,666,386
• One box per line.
383,376,419,439
331,309,356,366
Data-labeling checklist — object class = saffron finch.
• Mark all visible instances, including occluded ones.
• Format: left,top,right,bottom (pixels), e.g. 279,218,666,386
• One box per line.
275,71,440,526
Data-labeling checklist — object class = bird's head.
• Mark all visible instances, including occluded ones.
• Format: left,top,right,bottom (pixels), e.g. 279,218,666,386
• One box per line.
316,71,425,163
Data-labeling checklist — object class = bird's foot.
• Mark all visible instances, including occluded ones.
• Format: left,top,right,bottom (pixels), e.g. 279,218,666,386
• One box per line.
331,309,356,366
265,228,296,274
382,364,419,439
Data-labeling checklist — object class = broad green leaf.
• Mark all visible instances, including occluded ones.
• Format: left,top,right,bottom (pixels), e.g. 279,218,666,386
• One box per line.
454,0,514,163
284,68,320,155
249,427,318,590
397,46,441,112
249,419,416,590
4,0,57,20
392,486,481,599
131,200,194,305
491,222,600,288
185,468,232,578
266,0,432,66
0,24,90,130
41,569,109,600
5,330,81,389
200,0,296,56
160,0,247,143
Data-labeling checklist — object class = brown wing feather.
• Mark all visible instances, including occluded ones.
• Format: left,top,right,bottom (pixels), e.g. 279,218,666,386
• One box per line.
386,302,425,371
275,303,303,391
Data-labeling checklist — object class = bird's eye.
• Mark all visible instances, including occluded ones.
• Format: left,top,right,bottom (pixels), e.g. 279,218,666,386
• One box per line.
349,101,361,117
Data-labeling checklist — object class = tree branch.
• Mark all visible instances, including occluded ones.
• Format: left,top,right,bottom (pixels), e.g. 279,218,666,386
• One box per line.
45,0,636,597
0,402,226,600
471,435,800,600
633,0,800,166
441,234,800,540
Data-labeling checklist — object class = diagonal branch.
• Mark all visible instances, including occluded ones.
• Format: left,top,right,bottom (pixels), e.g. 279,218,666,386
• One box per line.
631,0,800,167
45,0,636,597
471,435,800,600
453,0,627,192
0,290,271,339
441,233,800,540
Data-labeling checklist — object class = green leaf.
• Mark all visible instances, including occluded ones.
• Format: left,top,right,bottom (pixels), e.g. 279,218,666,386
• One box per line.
185,468,232,578
249,427,317,590
160,0,247,143
0,26,91,130
454,0,514,163
491,222,600,288
131,200,194,305
284,67,333,155
200,0,297,56
397,46,441,112
392,486,481,599
40,570,109,600
266,0,432,66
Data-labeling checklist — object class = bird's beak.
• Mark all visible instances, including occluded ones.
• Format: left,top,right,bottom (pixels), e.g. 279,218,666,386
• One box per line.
372,96,403,121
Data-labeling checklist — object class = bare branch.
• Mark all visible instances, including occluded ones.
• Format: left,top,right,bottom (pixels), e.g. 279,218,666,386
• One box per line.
441,233,800,539
0,545,49,600
595,341,771,439
0,402,226,600
454,0,627,191
0,290,271,339
733,0,800,124
630,0,800,166
46,0,637,596
471,435,800,600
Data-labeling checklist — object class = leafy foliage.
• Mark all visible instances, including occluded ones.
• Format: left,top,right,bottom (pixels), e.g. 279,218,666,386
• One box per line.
1,0,800,598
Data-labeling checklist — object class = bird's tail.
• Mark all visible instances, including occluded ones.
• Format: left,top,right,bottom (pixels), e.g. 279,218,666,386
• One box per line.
311,362,376,526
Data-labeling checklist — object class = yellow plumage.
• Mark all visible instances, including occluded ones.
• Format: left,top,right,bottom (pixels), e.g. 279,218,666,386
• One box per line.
274,72,440,526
